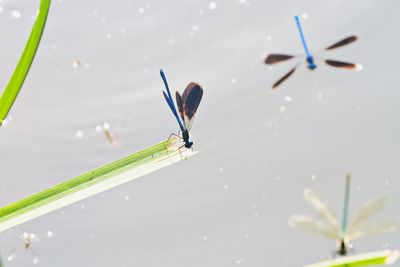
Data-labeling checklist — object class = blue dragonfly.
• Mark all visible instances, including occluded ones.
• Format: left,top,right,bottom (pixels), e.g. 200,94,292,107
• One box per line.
265,16,361,89
160,69,203,150
289,174,396,257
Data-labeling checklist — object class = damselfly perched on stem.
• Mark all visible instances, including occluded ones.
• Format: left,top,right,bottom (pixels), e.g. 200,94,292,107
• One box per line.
289,174,396,257
160,69,203,151
264,16,362,89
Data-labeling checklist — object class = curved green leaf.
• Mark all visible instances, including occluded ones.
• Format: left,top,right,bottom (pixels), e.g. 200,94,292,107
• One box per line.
0,0,51,126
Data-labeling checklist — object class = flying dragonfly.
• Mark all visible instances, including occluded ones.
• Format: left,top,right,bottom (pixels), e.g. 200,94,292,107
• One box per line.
160,69,203,150
289,174,396,257
264,15,362,89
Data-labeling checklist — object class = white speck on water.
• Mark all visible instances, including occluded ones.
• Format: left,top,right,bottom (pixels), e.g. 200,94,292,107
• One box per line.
30,233,36,239
235,258,245,264
0,6,4,13
202,236,208,241
138,7,145,14
103,122,110,129
311,174,317,180
356,186,362,190
96,125,102,132
92,9,99,16
254,212,259,217
302,13,308,19
239,0,247,4
106,33,112,40
167,37,174,44
120,27,126,33
23,232,29,239
80,204,85,209
223,184,229,190
209,2,217,10
7,253,15,261
192,25,199,31
72,60,80,69
385,180,390,185
244,234,249,239
33,257,38,264
356,64,363,71
279,105,287,112
266,35,272,41
47,230,54,237
125,195,130,200
317,92,323,99
218,167,224,172
84,63,91,69
261,192,267,197
231,78,237,84
275,176,281,181
76,130,84,139
12,10,21,18
284,96,292,102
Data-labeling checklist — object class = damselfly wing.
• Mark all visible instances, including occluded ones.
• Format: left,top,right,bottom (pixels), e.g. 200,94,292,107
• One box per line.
325,36,358,50
176,82,203,131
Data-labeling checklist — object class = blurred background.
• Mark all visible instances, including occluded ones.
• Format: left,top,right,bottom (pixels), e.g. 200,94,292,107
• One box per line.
0,0,399,266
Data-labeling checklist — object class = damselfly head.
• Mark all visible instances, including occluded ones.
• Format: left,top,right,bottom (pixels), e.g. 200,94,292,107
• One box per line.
185,141,193,149
306,56,317,70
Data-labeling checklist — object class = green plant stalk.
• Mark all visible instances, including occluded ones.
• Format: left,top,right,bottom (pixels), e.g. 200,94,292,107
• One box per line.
0,0,51,126
304,249,399,267
0,138,197,232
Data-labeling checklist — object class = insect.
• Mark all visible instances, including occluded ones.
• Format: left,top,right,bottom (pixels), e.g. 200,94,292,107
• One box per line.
160,69,203,150
289,174,396,257
103,128,118,146
264,15,362,89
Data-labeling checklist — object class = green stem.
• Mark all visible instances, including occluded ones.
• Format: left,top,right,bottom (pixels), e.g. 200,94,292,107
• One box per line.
0,138,197,232
305,249,399,267
0,0,51,126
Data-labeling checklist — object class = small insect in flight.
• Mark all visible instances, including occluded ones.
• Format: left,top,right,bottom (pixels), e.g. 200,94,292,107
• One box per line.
160,69,203,150
289,174,396,257
264,15,362,89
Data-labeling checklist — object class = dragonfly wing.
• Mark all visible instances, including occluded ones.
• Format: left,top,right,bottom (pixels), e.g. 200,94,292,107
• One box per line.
326,36,358,50
272,66,297,89
348,220,396,241
289,215,340,240
325,59,362,70
349,198,387,232
264,54,295,64
181,82,203,130
304,188,340,233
